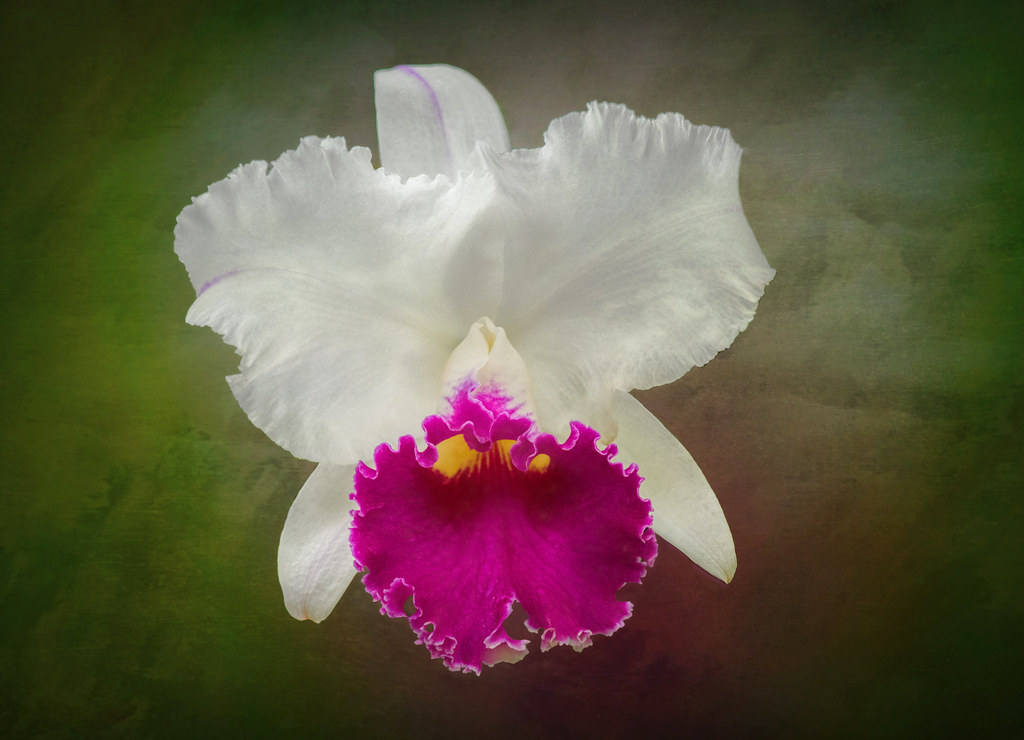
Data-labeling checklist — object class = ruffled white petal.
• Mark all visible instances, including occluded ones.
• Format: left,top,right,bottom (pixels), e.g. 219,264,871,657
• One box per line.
175,136,502,464
611,391,736,583
375,64,510,180
278,464,359,622
485,103,775,439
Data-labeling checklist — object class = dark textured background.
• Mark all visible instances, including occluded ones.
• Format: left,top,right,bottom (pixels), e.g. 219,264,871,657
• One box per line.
2,0,1021,736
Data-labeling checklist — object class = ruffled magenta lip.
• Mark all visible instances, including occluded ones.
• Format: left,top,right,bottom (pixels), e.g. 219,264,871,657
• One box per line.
349,382,657,674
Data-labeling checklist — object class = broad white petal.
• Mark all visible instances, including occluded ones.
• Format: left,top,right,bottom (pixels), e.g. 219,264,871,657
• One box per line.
175,136,501,463
278,464,359,622
486,103,774,438
375,64,510,180
611,391,736,583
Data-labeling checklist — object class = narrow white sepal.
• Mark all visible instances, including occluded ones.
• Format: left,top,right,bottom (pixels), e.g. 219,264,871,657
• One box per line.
278,464,359,622
611,391,737,583
375,64,510,180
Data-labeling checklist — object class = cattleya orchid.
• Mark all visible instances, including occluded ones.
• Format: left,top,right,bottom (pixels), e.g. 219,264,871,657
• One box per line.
174,64,773,674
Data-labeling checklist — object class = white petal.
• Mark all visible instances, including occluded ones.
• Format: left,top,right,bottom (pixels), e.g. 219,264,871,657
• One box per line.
611,391,736,583
375,64,510,180
175,136,502,464
278,464,359,622
486,103,775,438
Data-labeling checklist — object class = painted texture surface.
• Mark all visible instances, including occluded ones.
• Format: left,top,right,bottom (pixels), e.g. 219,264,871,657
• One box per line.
1,0,1021,736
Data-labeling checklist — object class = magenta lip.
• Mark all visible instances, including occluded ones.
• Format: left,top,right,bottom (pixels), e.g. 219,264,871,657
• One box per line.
349,381,656,673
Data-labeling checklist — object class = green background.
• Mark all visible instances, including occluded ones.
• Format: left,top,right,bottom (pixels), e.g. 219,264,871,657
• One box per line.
2,0,1021,736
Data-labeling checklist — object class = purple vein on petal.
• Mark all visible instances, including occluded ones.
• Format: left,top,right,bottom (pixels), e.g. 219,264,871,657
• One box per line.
397,65,452,170
197,269,240,297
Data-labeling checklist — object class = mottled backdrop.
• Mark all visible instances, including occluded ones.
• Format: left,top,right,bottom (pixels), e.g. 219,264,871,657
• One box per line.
2,0,1021,737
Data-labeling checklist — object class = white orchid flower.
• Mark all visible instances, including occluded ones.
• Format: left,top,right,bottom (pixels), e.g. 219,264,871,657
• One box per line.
174,64,774,674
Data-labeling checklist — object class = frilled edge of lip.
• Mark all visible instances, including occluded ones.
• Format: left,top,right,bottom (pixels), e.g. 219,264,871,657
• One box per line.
424,380,540,471
349,384,658,674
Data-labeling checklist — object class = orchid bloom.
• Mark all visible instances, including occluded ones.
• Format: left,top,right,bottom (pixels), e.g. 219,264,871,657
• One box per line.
174,64,774,674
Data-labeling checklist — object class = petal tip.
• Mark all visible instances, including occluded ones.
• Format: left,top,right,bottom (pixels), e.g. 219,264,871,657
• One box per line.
706,547,737,584
721,562,737,585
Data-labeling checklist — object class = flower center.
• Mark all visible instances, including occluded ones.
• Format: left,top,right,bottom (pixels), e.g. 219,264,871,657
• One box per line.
432,435,550,478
